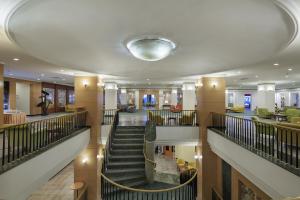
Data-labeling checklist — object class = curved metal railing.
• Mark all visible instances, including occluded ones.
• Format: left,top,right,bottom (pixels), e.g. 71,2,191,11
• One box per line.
100,169,197,199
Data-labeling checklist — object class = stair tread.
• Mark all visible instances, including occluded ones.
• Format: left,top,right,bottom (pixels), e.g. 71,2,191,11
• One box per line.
110,174,145,182
105,168,145,173
112,143,144,146
108,161,145,165
110,155,144,158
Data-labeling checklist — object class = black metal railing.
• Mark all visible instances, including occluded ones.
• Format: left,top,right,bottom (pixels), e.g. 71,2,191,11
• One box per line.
103,109,118,125
210,113,300,175
0,111,87,172
100,169,197,200
103,111,119,170
147,110,197,126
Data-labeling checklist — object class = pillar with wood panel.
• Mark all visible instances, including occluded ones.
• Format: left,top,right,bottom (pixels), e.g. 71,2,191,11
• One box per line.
0,64,3,125
196,77,225,200
73,76,103,200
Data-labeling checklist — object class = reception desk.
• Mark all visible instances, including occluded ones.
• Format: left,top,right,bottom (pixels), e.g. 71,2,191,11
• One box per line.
4,111,27,125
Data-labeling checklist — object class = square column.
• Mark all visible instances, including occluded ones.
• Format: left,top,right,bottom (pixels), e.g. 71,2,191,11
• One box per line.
104,83,118,109
73,76,103,200
0,64,3,125
182,83,196,110
257,83,275,112
171,89,178,106
196,77,225,200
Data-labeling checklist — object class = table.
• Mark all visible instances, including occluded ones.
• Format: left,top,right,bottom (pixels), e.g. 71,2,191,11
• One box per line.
4,111,27,124
70,181,84,198
273,113,288,122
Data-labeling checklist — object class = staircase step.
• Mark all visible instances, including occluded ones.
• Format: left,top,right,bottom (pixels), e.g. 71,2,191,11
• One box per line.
110,174,146,185
107,161,145,169
109,155,145,162
104,168,145,177
110,149,143,155
112,138,144,144
114,134,144,139
111,143,143,150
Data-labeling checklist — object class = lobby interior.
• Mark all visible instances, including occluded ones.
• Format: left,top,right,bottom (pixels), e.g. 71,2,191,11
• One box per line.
0,0,300,200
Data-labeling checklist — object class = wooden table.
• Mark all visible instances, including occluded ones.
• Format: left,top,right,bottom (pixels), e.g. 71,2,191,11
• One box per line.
273,113,288,122
70,181,84,198
4,112,27,125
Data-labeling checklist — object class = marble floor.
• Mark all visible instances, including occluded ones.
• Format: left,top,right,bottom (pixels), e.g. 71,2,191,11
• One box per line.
154,154,180,185
119,110,148,126
27,163,74,200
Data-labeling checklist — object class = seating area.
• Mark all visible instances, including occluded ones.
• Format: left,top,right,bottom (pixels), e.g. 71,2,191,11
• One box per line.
147,110,197,126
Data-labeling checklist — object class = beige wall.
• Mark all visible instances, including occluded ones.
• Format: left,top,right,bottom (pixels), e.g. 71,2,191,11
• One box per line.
175,145,195,163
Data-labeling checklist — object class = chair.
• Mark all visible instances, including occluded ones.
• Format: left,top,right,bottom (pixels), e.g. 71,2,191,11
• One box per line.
179,112,195,125
256,108,273,119
285,108,300,123
148,111,165,125
230,106,245,113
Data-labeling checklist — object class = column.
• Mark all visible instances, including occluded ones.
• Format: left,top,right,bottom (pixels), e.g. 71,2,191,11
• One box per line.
0,64,3,124
73,76,103,200
8,79,16,110
159,89,164,109
171,88,178,106
196,77,225,200
257,83,275,112
135,90,139,109
119,88,127,105
182,83,196,110
104,83,118,109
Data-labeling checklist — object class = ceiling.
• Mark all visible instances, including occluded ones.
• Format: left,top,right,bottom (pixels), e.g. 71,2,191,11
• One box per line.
0,0,300,89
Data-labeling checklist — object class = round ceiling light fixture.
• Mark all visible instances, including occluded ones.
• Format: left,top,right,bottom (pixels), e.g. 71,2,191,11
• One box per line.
126,36,176,61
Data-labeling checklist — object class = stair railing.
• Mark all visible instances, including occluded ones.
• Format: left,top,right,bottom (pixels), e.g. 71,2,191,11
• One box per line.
144,120,157,183
100,168,197,199
103,110,119,172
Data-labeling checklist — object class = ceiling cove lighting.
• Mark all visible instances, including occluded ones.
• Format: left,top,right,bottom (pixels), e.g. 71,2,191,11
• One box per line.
126,37,176,61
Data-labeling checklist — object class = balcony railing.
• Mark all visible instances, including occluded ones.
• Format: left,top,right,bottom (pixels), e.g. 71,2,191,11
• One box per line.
0,111,87,174
147,110,198,126
103,109,118,125
210,113,300,176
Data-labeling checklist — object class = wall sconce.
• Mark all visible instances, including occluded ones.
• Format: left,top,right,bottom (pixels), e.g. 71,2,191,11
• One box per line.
97,154,103,160
82,157,88,164
211,81,218,88
194,154,203,160
82,80,89,88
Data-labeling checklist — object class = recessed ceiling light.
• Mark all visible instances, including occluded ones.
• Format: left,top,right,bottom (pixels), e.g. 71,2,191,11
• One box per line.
288,68,293,71
13,58,19,61
126,36,176,61
41,73,45,77
146,78,150,81
9,73,14,76
60,69,64,72
285,75,289,78
255,75,258,78
70,72,75,76
37,78,41,81
273,63,279,66
62,78,66,81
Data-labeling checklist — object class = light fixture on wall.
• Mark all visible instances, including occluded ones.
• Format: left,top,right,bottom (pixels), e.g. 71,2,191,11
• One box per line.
82,157,88,164
195,80,203,88
211,81,218,88
82,80,89,88
194,154,203,160
126,36,176,61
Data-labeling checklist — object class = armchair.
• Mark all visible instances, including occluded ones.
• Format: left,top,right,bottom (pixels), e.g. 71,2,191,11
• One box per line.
256,108,273,119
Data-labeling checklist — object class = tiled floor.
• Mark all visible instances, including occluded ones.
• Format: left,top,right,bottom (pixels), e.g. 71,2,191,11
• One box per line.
119,111,148,126
27,163,74,200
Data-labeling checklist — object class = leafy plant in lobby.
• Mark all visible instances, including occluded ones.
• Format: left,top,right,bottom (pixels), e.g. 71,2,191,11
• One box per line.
37,90,53,115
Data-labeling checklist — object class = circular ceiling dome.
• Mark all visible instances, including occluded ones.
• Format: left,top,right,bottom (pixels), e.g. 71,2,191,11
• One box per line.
126,37,176,61
6,0,297,80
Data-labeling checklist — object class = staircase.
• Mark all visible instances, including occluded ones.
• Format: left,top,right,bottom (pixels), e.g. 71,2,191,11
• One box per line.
104,126,147,187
